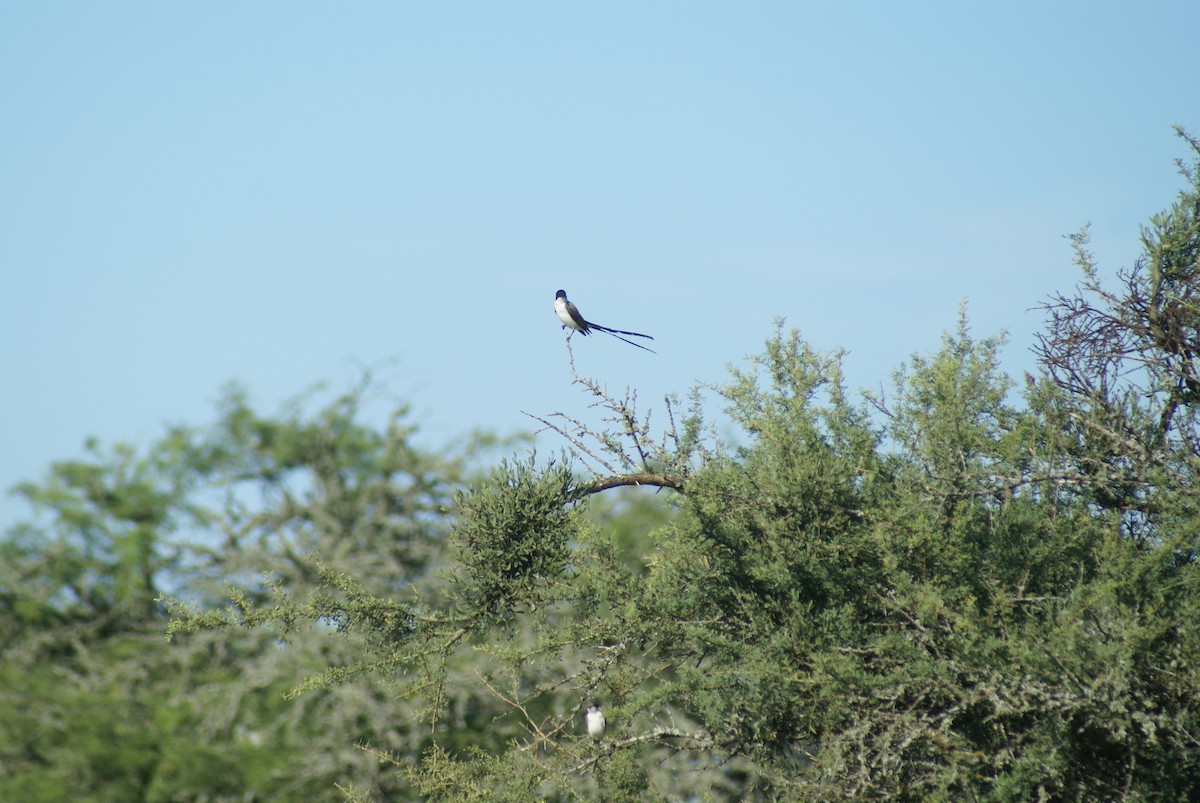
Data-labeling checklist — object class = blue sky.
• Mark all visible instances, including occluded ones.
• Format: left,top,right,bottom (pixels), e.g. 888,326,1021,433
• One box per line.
3,2,1198,526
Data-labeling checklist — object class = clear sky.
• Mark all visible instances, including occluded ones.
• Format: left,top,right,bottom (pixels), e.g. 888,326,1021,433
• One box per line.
3,2,1198,527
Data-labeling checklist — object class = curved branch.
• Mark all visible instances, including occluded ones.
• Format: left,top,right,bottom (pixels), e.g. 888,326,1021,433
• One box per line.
575,472,685,496
570,727,715,773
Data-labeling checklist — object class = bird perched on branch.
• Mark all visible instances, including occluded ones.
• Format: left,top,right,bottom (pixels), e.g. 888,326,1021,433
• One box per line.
554,289,656,353
585,701,606,740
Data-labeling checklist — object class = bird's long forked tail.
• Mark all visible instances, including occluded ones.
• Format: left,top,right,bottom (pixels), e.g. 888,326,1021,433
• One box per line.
590,322,656,353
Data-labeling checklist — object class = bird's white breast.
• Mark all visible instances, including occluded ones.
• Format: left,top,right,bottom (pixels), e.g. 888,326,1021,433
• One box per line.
555,297,586,332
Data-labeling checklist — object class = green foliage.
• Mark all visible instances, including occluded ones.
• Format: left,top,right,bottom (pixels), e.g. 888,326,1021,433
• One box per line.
450,455,578,616
1,379,462,801
1037,127,1200,521
7,131,1200,801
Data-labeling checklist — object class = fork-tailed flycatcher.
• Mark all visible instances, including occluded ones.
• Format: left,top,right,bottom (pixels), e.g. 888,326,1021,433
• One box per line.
554,290,655,353
586,701,606,740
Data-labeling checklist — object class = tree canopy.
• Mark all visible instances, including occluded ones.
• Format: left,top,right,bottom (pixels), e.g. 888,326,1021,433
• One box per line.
4,130,1200,801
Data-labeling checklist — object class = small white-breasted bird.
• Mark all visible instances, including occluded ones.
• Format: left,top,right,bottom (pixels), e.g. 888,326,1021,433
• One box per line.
585,701,606,740
554,289,656,353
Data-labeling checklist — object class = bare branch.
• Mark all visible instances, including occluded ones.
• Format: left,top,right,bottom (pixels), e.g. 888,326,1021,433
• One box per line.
575,472,685,496
534,335,695,496
569,726,716,773
521,410,619,476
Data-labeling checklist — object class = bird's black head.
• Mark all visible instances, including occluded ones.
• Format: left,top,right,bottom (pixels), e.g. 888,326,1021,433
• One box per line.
555,289,567,300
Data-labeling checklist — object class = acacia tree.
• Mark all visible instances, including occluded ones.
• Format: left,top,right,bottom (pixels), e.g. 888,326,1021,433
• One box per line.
10,134,1200,801
1035,128,1200,523
174,324,1196,801
178,133,1200,801
0,379,465,801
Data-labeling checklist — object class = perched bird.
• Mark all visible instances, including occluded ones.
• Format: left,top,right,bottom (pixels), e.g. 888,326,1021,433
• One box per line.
585,701,606,740
554,289,656,353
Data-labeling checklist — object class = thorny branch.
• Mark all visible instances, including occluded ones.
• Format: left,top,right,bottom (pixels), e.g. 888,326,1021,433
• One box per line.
523,337,691,494
569,727,716,774
1036,240,1200,456
1032,222,1200,516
